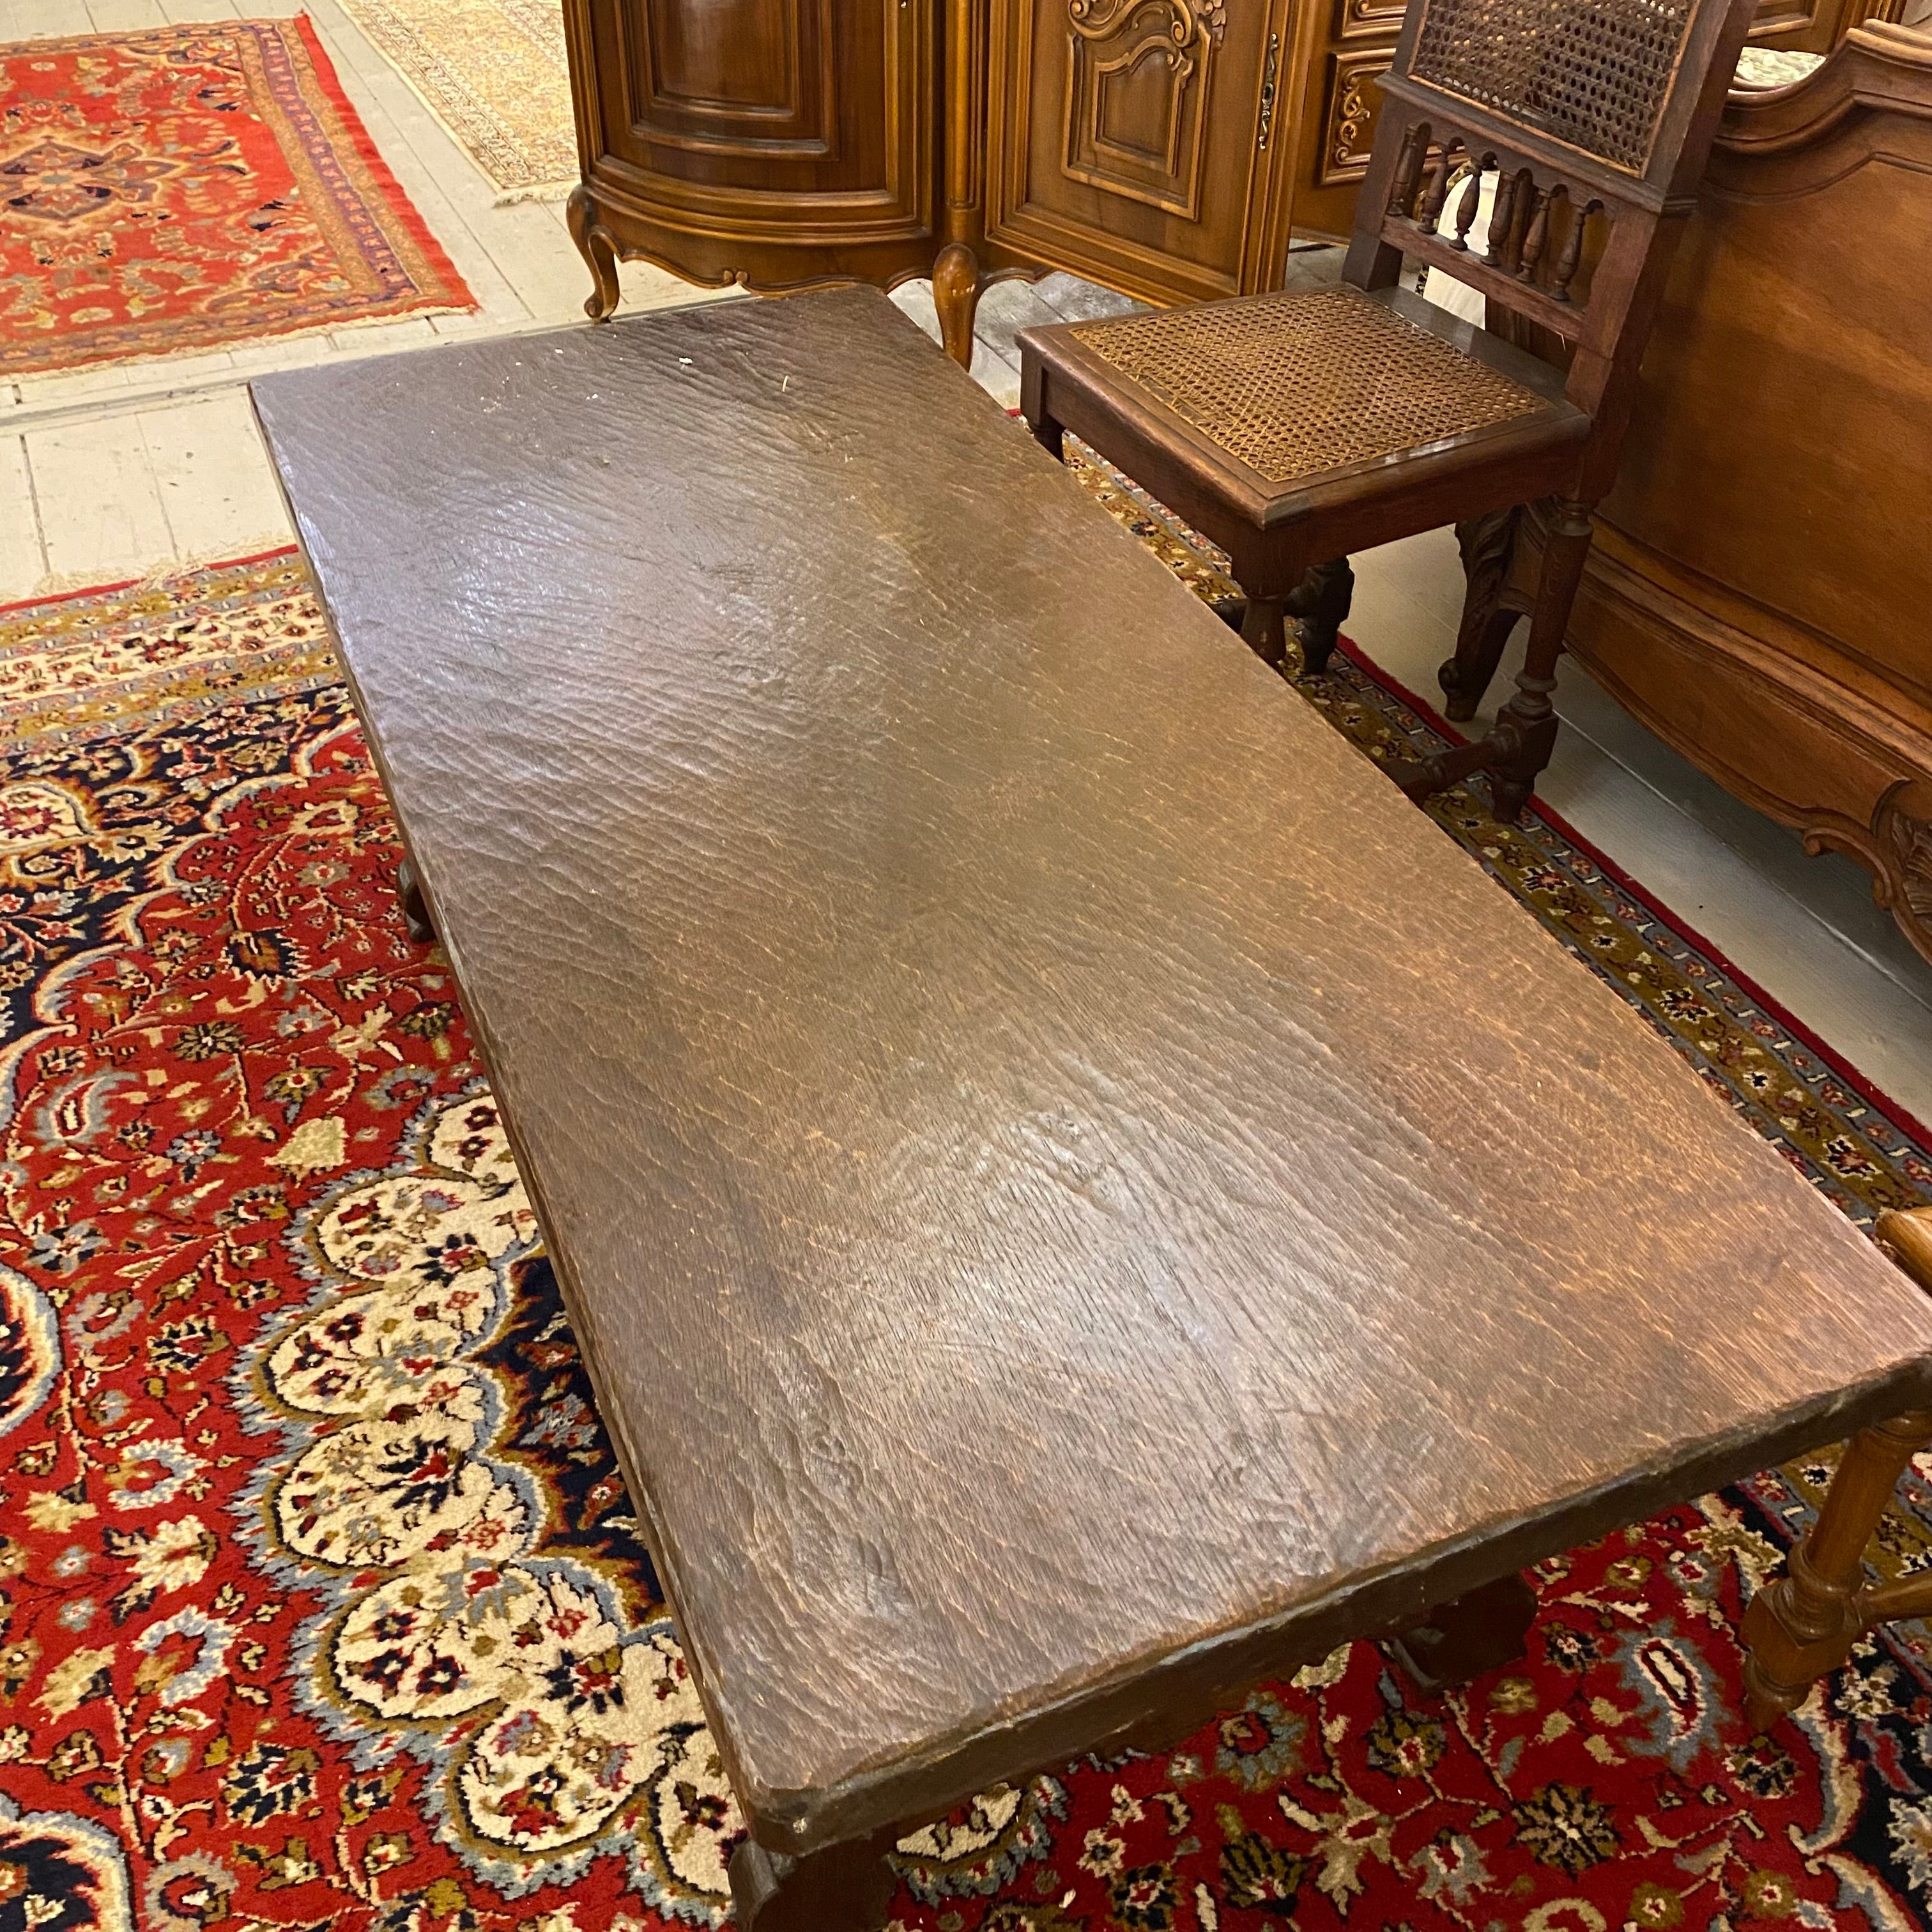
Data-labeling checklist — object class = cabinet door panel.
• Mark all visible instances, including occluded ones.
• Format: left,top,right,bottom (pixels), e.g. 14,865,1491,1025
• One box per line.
986,0,1287,305
648,0,796,111
585,0,924,214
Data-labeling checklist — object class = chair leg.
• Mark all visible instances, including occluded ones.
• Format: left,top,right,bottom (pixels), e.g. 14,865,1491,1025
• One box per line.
1485,500,1593,822
1386,500,1593,820
1741,1410,1932,1731
1439,507,1524,723
1286,558,1354,677
1018,349,1063,463
1240,596,1289,669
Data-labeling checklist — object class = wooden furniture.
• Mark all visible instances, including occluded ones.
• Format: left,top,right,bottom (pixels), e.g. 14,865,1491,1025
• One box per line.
559,0,1414,362
1745,1205,1932,1727
1018,0,1759,821
1528,25,1932,967
557,0,1876,373
252,289,1932,1932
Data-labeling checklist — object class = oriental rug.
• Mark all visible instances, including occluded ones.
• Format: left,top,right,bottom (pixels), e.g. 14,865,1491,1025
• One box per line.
334,0,576,205
0,19,473,379
0,532,1929,1932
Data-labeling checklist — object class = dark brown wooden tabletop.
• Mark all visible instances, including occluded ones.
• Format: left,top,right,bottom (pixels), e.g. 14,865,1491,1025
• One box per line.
254,288,1932,1862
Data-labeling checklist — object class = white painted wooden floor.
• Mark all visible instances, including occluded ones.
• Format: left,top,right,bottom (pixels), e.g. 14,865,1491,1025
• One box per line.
4,0,1929,1123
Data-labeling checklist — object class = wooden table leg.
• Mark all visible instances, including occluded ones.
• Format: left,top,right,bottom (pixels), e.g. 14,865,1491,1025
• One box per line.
396,857,435,946
1744,1206,1932,1729
729,1830,898,1932
1741,1407,1932,1730
1388,1571,1538,1694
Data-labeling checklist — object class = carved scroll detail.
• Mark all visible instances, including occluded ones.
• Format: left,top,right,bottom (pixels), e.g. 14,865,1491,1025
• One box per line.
1063,0,1220,215
1877,782,1932,931
1331,66,1376,171
1067,0,1223,49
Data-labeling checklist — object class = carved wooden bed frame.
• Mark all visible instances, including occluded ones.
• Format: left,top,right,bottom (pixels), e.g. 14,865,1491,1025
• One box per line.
1559,24,1932,963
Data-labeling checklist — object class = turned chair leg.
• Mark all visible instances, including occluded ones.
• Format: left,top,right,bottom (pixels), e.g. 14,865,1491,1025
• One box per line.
730,1831,898,1932
1485,499,1594,822
1742,1409,1932,1730
1744,1200,1932,1729
1439,507,1524,723
1288,557,1354,677
1386,498,1594,820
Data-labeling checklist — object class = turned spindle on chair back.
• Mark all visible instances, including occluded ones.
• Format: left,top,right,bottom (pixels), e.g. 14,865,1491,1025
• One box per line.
1343,0,1757,501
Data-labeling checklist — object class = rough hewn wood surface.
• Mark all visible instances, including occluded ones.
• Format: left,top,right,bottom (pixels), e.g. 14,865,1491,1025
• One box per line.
254,288,1932,1858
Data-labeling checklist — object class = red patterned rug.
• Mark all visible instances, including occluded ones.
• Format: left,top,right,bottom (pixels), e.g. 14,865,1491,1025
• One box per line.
1,523,1931,1932
0,18,471,378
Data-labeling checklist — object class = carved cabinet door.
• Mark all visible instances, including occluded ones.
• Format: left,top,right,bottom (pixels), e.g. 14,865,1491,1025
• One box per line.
1289,0,1407,243
982,0,1300,305
567,0,935,289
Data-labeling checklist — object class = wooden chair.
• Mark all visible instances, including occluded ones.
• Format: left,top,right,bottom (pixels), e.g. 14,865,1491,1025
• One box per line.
1017,0,1759,821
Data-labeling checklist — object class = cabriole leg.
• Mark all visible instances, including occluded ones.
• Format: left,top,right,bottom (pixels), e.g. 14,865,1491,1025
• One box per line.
932,242,983,370
566,185,621,324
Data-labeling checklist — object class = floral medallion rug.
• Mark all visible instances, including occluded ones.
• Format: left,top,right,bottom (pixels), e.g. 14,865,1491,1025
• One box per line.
0,19,473,379
1,519,1931,1932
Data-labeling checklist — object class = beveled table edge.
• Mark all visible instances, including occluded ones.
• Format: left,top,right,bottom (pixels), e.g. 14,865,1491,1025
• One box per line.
243,319,1932,1864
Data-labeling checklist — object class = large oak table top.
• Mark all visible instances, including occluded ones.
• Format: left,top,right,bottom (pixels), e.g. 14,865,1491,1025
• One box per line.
254,288,1932,1884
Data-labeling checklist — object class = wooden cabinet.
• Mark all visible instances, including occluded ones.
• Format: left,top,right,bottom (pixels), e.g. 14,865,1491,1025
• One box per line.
562,0,1397,351
564,0,936,297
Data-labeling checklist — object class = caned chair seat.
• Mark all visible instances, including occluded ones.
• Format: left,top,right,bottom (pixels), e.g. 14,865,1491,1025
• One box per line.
1070,285,1572,486
1020,284,1588,548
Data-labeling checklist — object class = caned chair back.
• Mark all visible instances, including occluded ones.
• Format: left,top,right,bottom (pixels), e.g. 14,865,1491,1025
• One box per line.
1344,0,1758,452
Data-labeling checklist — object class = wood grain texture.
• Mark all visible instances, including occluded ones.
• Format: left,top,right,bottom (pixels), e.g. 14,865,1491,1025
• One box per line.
254,288,1932,1857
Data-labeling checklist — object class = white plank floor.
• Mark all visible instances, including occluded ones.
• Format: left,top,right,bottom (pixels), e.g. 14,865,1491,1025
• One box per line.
4,0,1930,1125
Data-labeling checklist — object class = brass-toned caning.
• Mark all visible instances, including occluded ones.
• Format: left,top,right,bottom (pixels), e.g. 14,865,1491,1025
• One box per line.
1070,287,1550,486
1409,0,1694,174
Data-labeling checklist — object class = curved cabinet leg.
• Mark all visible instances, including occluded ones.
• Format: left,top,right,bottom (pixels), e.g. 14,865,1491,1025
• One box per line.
1742,1407,1932,1731
932,241,983,369
729,1832,897,1932
567,185,622,324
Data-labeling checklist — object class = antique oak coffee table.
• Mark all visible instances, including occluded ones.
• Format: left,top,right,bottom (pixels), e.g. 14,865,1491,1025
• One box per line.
253,289,1932,1931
